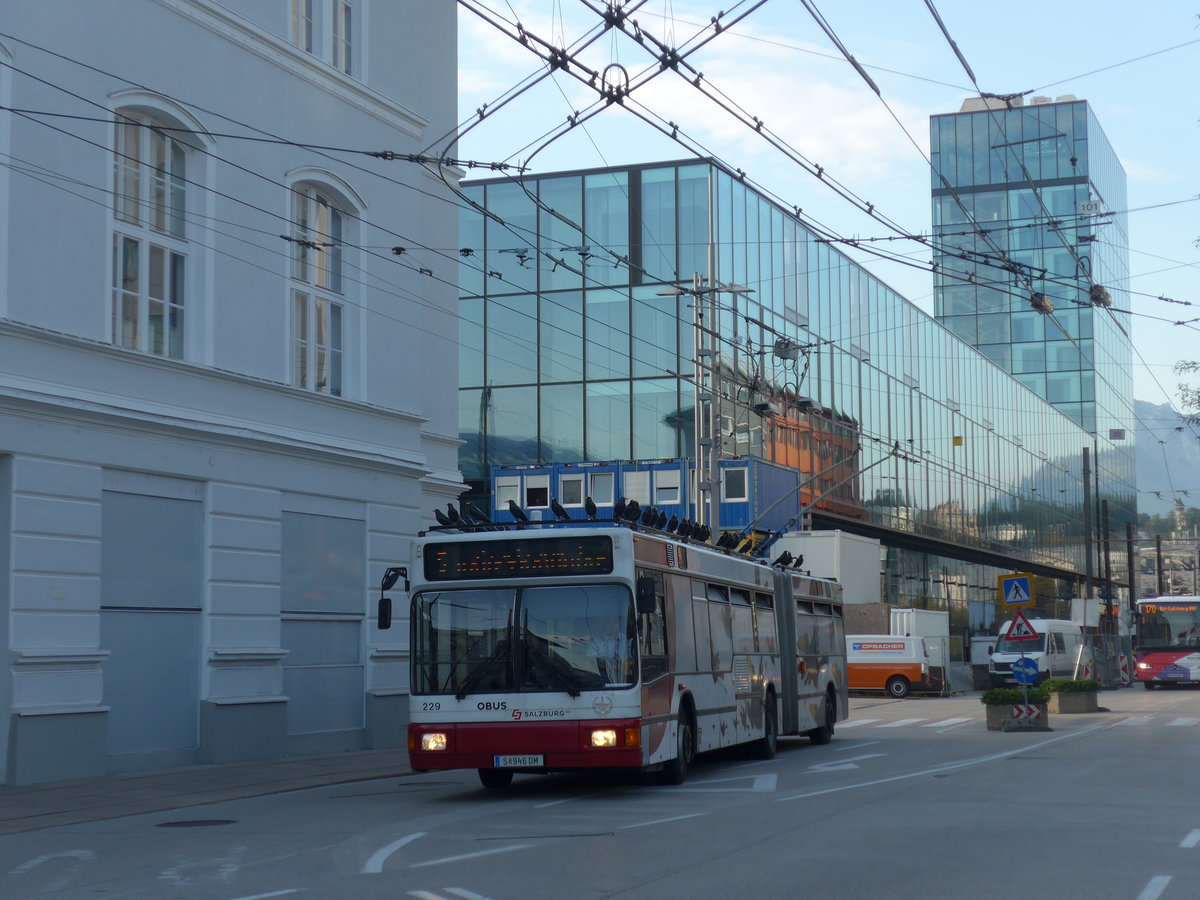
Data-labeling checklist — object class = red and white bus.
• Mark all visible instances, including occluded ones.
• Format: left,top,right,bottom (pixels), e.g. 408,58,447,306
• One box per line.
1135,596,1200,688
378,524,847,788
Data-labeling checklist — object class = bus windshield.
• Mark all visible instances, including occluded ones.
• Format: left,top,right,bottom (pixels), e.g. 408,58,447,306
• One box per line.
412,584,636,696
1137,601,1200,650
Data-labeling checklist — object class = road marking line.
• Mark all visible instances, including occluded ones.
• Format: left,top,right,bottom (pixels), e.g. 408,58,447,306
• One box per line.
444,889,493,900
672,773,777,793
808,753,887,773
878,718,925,728
1137,876,1172,900
534,796,579,808
923,717,973,728
1166,717,1199,727
229,892,300,900
777,720,1112,802
1113,716,1150,727
837,740,882,750
411,845,531,869
362,833,427,874
837,719,879,728
619,812,706,830
10,850,95,875
1181,829,1200,848
407,892,445,900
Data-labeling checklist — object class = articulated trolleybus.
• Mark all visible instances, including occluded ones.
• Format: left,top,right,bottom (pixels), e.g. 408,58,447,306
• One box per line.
1135,596,1200,688
378,523,847,788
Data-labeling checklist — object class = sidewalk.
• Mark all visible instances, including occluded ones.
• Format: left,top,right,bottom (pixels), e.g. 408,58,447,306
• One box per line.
0,749,413,836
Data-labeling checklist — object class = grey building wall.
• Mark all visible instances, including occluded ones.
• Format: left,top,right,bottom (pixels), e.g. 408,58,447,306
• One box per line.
1,1,457,785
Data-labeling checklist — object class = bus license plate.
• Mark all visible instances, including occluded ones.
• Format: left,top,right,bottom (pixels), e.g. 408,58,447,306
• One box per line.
494,754,542,768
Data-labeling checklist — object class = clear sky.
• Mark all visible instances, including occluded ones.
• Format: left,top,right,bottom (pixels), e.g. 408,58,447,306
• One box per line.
454,1,1199,416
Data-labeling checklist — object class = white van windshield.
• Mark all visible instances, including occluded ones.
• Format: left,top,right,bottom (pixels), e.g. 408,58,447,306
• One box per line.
994,633,1045,653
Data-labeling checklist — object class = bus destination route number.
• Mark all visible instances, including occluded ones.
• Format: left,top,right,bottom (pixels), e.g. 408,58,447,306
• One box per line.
424,535,615,580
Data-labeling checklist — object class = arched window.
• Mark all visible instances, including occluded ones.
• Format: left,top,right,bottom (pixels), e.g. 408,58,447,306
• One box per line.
290,183,346,396
110,110,191,359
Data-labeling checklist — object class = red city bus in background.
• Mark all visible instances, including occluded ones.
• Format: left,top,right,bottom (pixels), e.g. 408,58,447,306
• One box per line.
1135,597,1200,688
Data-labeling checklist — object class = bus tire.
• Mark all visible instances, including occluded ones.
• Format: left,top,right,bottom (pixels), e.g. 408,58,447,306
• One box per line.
807,689,836,745
478,768,514,789
1143,681,1157,690
886,675,911,699
751,692,778,760
658,712,694,785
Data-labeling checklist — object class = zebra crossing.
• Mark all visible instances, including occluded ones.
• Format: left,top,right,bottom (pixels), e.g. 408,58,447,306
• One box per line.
841,714,1200,731
840,716,978,730
1113,715,1200,728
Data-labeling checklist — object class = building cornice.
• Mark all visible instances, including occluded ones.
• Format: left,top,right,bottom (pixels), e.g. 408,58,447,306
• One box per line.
0,320,434,476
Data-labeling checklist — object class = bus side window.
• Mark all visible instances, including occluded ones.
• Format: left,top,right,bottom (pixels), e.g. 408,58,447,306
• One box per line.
636,569,669,681
755,592,777,653
707,584,732,672
730,588,754,653
693,580,713,672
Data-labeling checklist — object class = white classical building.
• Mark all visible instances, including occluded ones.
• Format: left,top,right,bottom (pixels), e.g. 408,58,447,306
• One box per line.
0,1,460,784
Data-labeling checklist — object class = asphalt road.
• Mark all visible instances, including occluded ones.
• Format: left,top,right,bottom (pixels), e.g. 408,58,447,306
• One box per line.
3,688,1200,899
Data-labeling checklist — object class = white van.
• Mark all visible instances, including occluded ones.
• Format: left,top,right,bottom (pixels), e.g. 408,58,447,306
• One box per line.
988,618,1092,687
846,635,937,698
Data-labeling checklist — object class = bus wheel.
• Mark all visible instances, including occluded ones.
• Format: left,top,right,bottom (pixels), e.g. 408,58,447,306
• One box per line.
1143,681,1157,690
886,675,911,699
658,713,694,785
807,690,836,745
478,769,514,789
751,694,778,760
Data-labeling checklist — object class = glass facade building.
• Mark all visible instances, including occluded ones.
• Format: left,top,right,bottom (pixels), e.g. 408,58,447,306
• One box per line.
930,97,1136,532
459,158,1134,645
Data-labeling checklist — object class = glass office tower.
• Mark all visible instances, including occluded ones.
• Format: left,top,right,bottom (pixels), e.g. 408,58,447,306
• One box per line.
930,96,1136,532
459,159,1135,641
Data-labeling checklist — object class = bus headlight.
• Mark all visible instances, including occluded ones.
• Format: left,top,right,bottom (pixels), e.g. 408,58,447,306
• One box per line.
1137,662,1151,670
421,732,448,751
590,729,618,748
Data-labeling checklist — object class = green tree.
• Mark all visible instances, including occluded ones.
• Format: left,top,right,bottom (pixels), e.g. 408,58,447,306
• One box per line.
1178,360,1200,425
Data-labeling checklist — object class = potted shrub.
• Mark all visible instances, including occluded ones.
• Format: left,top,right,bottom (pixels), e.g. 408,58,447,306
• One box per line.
980,686,1049,731
1043,678,1099,714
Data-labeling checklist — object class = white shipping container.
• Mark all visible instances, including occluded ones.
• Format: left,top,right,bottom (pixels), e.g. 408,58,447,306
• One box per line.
773,530,882,605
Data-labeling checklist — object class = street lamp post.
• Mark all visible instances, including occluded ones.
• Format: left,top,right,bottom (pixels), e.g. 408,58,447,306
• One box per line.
657,276,753,539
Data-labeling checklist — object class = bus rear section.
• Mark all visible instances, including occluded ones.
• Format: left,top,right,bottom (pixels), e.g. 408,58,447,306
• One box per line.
845,635,932,698
1135,597,1200,688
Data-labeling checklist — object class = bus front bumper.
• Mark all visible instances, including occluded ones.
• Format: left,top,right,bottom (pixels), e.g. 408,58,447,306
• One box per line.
408,719,644,771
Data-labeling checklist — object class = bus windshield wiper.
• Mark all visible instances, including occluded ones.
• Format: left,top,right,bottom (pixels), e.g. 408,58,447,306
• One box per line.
455,640,510,700
526,641,582,698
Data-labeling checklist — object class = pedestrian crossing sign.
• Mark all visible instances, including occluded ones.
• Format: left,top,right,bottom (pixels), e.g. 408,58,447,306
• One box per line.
999,573,1035,608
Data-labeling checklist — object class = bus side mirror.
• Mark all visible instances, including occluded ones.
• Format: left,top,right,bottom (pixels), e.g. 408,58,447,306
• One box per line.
636,576,657,615
377,566,407,631
986,644,993,656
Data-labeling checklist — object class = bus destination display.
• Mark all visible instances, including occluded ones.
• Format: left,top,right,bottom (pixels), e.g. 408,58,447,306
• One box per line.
424,535,615,580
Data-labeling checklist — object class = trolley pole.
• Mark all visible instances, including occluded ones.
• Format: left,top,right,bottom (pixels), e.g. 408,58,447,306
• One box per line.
1156,536,1165,596
1083,447,1094,606
1126,521,1136,611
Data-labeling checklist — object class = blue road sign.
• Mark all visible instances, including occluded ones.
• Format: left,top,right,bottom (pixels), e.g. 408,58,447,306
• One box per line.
1011,657,1040,685
999,573,1035,608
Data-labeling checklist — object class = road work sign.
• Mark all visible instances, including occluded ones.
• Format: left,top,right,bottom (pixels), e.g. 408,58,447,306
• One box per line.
1003,610,1040,642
